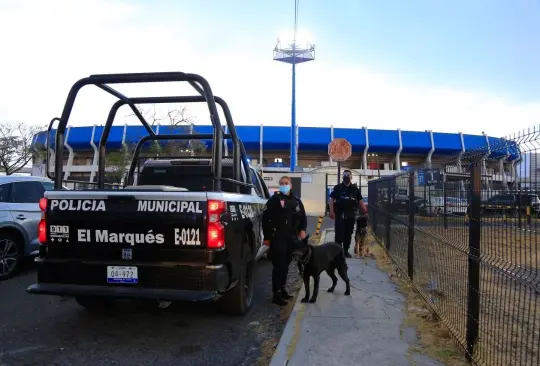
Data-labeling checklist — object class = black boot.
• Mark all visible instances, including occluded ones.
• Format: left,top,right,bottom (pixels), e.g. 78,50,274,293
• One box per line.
344,248,352,258
281,288,293,300
272,290,288,306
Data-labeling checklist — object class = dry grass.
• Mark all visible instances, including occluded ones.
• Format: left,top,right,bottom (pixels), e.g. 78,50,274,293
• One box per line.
381,222,540,365
369,238,469,365
255,338,281,366
421,222,540,270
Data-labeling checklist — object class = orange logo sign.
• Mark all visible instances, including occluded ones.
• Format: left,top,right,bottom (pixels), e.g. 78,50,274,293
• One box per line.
328,138,352,161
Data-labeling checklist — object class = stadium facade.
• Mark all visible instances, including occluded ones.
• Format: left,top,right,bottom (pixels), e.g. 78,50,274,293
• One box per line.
31,124,519,189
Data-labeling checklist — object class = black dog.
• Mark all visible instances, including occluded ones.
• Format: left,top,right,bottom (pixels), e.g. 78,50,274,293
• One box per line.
291,236,351,303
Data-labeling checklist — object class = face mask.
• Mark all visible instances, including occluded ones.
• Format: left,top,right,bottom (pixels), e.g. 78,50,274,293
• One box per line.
343,176,351,184
279,184,291,195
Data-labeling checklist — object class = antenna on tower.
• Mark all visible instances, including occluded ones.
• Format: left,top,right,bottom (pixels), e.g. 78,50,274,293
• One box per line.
272,0,315,172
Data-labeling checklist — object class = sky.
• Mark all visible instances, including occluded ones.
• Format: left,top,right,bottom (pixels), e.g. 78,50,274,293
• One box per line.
0,0,539,138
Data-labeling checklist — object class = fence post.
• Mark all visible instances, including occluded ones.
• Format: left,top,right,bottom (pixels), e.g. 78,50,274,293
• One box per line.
443,169,448,229
466,159,481,360
518,193,522,229
385,179,392,250
408,172,415,279
325,173,329,216
369,180,377,235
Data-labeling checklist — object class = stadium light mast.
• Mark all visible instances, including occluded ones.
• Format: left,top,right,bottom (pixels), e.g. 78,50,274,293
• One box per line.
273,1,315,172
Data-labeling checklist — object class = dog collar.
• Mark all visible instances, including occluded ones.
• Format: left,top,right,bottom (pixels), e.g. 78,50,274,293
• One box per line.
299,245,312,266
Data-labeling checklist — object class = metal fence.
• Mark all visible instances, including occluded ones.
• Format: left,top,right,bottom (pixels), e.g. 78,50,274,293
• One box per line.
368,129,540,365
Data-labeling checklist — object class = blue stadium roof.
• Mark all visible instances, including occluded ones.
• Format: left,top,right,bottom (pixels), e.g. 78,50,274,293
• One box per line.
32,125,520,161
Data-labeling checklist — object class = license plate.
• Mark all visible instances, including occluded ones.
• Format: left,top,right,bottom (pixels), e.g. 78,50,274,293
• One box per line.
107,266,138,284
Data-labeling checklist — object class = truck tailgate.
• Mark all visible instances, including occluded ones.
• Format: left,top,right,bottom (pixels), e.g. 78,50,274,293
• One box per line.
43,190,209,263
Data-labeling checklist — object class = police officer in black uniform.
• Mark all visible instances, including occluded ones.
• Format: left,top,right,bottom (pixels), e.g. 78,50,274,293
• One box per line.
262,176,307,306
329,170,367,258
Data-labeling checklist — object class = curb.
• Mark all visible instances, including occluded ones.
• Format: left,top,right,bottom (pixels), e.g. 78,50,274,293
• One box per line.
269,228,333,366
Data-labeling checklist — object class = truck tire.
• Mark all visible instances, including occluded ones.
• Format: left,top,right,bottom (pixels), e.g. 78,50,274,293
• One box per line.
75,296,114,312
217,245,255,316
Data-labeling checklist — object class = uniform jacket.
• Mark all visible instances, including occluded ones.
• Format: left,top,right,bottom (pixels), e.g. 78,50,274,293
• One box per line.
330,183,362,217
262,191,307,240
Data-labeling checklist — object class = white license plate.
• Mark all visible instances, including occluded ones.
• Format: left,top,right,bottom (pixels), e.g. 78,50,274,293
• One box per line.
107,266,138,284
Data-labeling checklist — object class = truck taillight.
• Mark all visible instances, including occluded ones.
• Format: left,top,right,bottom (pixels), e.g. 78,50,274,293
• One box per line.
207,200,225,249
38,220,47,244
38,198,47,244
39,198,47,212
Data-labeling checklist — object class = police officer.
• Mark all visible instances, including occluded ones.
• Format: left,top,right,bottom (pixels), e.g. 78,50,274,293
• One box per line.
329,170,367,258
262,176,307,306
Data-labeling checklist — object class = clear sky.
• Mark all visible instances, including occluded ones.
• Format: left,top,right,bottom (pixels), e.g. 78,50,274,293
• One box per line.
0,0,539,138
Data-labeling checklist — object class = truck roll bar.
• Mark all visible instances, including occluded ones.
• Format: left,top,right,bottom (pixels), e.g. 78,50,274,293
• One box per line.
45,117,60,180
53,72,225,190
97,95,250,190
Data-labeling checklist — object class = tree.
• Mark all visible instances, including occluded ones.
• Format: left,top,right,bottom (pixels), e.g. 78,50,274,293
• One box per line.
0,121,43,175
161,107,206,156
105,145,132,184
125,105,207,157
106,105,208,183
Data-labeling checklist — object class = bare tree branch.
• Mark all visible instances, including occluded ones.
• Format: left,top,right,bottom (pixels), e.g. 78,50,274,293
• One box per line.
166,107,193,126
120,104,207,159
0,121,43,175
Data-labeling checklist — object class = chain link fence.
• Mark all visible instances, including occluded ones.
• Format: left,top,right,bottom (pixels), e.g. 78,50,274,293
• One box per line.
368,128,540,365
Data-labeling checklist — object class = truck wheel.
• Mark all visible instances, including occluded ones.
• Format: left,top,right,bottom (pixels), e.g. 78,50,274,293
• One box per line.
75,296,114,312
0,232,23,281
217,245,255,316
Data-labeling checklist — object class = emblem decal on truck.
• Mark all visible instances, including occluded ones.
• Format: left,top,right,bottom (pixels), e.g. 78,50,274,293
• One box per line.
229,205,239,221
77,229,165,245
121,248,133,260
50,199,106,212
49,225,69,242
137,200,203,213
239,204,255,219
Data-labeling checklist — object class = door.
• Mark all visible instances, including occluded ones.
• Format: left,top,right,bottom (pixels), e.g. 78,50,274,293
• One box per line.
8,181,47,254
250,168,269,260
291,177,302,198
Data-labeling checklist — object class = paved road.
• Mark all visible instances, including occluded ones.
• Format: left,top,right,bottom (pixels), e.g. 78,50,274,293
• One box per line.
0,216,330,366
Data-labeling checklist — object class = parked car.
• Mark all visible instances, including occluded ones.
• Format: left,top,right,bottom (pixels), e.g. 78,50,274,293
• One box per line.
420,196,468,216
482,193,540,217
388,194,425,215
0,176,66,280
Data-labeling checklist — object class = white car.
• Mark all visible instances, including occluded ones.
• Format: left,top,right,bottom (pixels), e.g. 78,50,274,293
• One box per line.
0,176,69,280
422,196,467,216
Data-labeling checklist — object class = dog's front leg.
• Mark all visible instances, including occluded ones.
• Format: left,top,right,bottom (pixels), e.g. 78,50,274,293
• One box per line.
300,273,310,303
309,275,320,303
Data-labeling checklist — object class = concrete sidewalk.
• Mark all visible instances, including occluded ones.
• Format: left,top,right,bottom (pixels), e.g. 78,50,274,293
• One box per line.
270,229,442,366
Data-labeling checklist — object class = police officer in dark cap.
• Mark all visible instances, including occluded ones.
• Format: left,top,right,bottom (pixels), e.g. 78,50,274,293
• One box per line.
262,176,307,306
329,170,367,258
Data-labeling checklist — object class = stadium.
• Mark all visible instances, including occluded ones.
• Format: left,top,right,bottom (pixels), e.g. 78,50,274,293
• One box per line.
31,124,517,177
30,124,517,202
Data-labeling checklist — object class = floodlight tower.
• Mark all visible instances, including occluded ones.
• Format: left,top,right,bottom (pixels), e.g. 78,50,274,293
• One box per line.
273,40,315,172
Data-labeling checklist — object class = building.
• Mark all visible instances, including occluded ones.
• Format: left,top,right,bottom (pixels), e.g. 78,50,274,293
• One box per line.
31,124,519,191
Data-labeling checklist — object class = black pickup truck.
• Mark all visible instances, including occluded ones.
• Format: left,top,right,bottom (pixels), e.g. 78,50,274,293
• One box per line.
27,72,270,315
